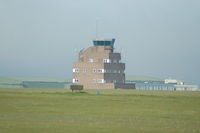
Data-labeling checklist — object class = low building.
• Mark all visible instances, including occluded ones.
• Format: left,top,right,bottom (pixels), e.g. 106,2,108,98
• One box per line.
165,79,184,85
174,85,198,91
72,38,135,89
22,81,66,88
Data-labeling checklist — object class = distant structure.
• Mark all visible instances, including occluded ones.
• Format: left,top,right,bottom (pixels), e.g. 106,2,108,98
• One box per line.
174,84,198,91
72,38,135,89
164,79,184,85
127,78,199,91
22,81,66,88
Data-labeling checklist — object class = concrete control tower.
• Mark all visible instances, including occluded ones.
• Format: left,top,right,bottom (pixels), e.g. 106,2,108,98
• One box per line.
72,38,135,89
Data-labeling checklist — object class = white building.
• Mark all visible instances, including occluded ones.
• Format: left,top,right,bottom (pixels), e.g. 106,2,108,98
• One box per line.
174,85,198,91
165,79,184,85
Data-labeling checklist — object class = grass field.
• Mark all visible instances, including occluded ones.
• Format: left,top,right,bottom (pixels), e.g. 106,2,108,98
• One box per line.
0,88,200,133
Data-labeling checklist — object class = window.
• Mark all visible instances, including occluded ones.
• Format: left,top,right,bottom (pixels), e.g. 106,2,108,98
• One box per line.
106,70,111,73
101,69,105,73
93,69,105,73
97,79,105,83
73,68,80,73
93,69,97,73
83,69,87,72
106,80,111,83
89,58,94,62
113,60,118,63
72,78,79,83
92,79,97,83
103,59,111,63
93,79,105,83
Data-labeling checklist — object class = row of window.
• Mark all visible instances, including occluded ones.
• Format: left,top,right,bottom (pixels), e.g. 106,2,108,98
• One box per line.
72,79,79,83
103,59,111,63
88,58,119,63
93,69,105,73
73,68,87,73
105,70,123,73
73,68,123,74
93,79,105,83
72,79,117,84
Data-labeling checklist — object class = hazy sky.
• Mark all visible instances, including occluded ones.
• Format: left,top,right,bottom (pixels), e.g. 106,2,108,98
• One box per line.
0,0,200,85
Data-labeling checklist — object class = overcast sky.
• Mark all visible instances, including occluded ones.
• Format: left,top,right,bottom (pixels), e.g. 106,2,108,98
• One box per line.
0,0,200,85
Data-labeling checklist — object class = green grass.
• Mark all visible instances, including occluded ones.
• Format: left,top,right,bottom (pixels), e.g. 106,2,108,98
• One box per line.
0,88,200,133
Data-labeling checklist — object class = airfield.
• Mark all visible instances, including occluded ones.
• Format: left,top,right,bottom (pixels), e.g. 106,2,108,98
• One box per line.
0,88,199,133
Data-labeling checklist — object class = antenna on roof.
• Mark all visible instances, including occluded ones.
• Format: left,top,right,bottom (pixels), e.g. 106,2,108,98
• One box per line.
96,18,99,39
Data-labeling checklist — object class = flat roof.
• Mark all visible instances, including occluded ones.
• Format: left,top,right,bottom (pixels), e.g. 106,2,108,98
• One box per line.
93,38,115,41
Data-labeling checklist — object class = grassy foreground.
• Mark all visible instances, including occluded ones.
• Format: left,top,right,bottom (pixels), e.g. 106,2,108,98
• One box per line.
0,88,200,133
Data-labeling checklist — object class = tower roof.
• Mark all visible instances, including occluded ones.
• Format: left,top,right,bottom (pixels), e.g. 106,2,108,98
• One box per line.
93,38,115,46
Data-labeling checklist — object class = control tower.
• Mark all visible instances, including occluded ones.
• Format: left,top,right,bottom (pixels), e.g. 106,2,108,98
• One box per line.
72,38,135,89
